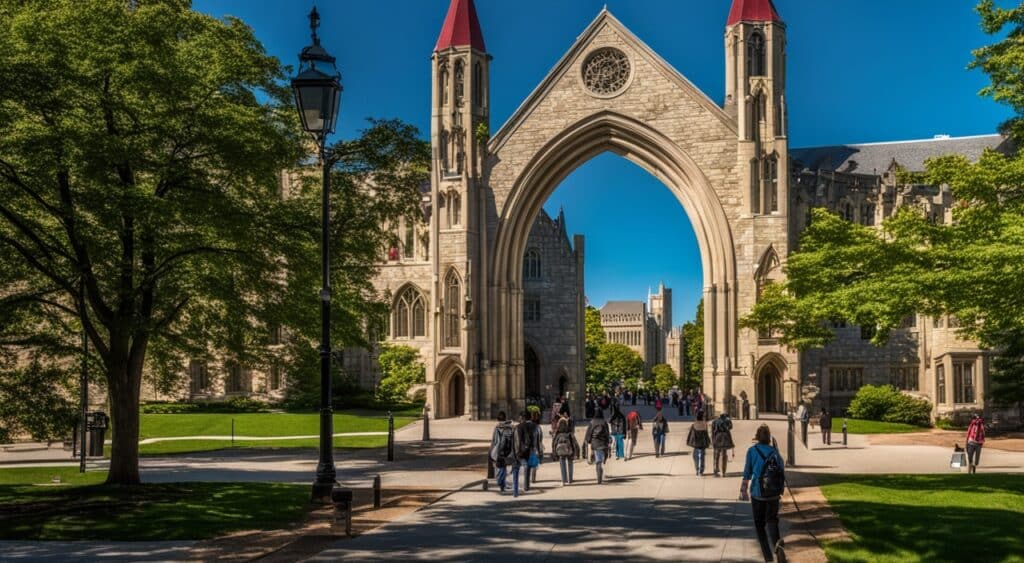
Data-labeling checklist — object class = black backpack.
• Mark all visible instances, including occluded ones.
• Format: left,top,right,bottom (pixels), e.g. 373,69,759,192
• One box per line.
754,445,786,498
496,426,514,459
591,421,609,442
516,422,534,458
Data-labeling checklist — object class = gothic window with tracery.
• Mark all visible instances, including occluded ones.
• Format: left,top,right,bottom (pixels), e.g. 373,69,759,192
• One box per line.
750,158,761,214
748,32,765,77
439,62,449,106
452,192,461,226
767,153,779,212
582,48,631,96
444,270,461,348
473,62,483,106
755,246,781,338
394,286,426,339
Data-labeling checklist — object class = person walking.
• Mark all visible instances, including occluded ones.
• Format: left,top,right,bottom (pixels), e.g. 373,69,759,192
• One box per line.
551,416,578,485
529,409,545,485
609,405,627,461
687,410,711,476
584,409,611,484
513,412,535,495
652,407,669,458
489,412,515,493
585,394,596,419
966,413,986,474
740,424,787,563
819,409,833,446
625,409,643,460
712,412,735,477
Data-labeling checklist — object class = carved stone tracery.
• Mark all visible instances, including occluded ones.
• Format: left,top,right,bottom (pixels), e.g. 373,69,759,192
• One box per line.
582,48,631,96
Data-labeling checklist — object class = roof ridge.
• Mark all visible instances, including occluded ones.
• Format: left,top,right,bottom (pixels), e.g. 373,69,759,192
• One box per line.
795,133,1002,150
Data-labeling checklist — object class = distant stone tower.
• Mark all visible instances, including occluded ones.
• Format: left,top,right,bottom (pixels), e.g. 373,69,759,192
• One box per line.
647,282,672,365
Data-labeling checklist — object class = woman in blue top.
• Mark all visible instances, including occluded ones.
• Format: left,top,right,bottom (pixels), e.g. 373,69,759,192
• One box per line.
740,424,786,563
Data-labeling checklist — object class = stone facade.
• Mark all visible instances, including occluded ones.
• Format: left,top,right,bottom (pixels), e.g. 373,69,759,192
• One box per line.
597,282,676,376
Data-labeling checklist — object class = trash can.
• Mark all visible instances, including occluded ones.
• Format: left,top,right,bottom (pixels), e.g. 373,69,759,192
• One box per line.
87,411,109,457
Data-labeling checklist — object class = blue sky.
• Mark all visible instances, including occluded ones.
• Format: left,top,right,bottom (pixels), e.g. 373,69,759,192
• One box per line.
195,0,1012,327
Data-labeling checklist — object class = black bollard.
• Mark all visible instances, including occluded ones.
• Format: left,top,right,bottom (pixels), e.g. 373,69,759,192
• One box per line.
487,455,495,479
786,413,796,467
842,419,848,446
373,474,382,509
422,405,431,441
387,411,395,462
801,419,808,446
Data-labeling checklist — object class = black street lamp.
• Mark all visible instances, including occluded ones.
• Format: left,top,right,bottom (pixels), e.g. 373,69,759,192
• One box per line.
292,6,343,503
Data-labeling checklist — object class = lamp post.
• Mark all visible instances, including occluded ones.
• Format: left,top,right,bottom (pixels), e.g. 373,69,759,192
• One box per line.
291,6,343,504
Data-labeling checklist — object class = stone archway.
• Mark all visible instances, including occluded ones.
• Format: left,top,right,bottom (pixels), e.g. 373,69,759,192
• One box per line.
524,344,541,400
436,360,467,418
488,110,739,416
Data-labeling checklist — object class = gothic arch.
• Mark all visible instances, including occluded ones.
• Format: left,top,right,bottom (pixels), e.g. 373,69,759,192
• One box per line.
490,110,739,414
442,268,463,348
435,357,467,418
392,283,428,339
754,353,787,414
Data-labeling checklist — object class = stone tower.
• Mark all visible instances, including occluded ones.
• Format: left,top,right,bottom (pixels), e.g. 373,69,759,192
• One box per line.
430,0,489,414
648,282,672,364
724,0,790,220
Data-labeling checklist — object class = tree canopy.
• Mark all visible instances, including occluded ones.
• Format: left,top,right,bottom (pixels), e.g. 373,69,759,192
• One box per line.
651,363,678,395
587,342,644,393
681,299,704,390
0,1,426,483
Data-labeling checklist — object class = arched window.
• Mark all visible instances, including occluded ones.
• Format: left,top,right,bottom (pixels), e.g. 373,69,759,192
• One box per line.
750,158,761,214
444,270,461,348
755,245,781,339
747,32,765,77
523,249,541,280
454,60,465,105
750,91,766,143
394,286,426,339
452,193,461,226
438,193,447,228
404,220,415,259
767,153,779,213
473,62,483,107
439,63,449,106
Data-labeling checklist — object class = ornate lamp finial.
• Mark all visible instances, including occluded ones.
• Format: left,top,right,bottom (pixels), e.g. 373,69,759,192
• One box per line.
309,6,321,45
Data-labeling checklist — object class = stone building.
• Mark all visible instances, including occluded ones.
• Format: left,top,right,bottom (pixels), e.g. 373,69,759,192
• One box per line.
788,134,1012,420
598,282,675,376
171,0,1004,423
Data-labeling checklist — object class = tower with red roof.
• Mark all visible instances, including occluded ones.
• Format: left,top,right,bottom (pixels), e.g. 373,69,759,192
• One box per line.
725,0,790,218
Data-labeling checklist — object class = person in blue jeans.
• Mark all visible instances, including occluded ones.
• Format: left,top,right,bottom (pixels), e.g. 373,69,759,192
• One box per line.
608,405,627,460
740,424,787,562
686,410,711,475
489,411,516,493
651,408,669,457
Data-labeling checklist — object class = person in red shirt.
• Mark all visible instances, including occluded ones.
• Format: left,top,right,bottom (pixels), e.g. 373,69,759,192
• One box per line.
965,414,986,474
625,410,643,460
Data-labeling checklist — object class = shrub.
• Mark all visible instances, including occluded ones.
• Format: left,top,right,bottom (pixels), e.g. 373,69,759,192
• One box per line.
139,398,270,414
848,385,931,427
374,344,425,404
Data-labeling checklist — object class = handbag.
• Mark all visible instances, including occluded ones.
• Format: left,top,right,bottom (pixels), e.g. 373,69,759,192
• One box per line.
528,452,540,468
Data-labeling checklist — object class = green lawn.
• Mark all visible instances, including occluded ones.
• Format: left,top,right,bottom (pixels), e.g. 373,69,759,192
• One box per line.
0,467,309,540
117,410,416,455
829,418,926,434
820,474,1024,563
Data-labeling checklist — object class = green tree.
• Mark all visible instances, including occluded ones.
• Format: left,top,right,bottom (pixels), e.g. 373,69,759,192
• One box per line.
0,358,77,443
0,2,426,484
681,299,704,390
587,342,643,393
374,344,426,404
584,305,605,363
651,363,678,395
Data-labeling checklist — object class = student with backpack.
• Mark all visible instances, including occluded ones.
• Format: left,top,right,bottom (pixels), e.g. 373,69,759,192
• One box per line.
625,409,643,461
513,412,535,495
584,409,611,484
740,424,787,563
489,411,516,493
528,409,544,486
965,413,986,474
551,415,579,485
651,407,669,457
711,413,735,477
686,410,711,476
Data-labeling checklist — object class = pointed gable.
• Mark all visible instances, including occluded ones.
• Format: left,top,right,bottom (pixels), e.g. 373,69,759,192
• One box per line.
435,0,486,52
726,0,783,26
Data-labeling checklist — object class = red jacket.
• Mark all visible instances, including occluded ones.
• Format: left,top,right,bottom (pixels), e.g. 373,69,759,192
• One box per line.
966,419,986,444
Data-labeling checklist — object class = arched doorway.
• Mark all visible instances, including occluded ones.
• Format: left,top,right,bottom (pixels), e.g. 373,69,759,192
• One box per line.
758,363,783,413
448,370,465,417
524,345,541,401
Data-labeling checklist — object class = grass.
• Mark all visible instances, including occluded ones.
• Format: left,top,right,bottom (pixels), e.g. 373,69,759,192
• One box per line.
829,419,926,434
104,410,418,456
820,474,1024,563
0,467,309,540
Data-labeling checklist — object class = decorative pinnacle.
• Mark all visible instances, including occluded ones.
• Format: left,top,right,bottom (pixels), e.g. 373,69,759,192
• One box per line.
309,6,321,46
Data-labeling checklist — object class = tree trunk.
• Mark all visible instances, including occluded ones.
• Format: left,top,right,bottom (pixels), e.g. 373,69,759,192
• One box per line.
105,357,143,485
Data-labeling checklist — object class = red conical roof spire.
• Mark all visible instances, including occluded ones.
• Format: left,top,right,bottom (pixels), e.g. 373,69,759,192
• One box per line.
435,0,486,52
726,0,783,26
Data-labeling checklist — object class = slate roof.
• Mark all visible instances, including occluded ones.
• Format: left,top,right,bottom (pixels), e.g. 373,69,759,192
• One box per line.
790,134,1010,175
600,301,645,316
